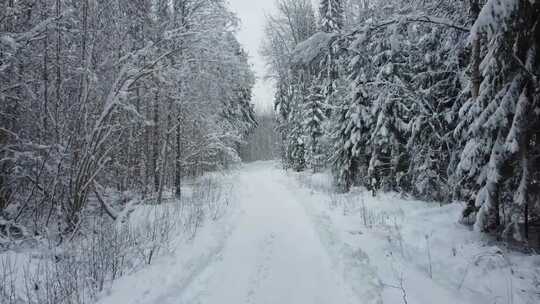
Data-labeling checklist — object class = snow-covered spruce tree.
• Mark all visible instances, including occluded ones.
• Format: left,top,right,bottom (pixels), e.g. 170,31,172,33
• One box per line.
274,79,293,167
455,0,539,238
275,74,308,171
288,124,307,172
318,0,344,115
261,0,317,170
400,1,469,202
363,20,413,194
326,28,374,192
325,1,402,193
274,74,309,172
303,83,326,172
405,26,465,202
220,43,258,138
287,71,312,172
330,79,372,192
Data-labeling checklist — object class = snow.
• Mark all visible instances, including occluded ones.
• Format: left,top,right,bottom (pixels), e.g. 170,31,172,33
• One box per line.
295,168,540,304
0,35,18,50
98,161,360,304
95,203,240,304
471,0,518,39
293,32,335,66
65,162,540,303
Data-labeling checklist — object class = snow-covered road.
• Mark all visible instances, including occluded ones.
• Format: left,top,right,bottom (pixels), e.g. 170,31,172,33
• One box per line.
98,161,362,304
172,162,358,304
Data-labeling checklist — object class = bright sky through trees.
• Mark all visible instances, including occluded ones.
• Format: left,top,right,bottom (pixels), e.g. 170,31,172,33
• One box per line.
229,0,276,113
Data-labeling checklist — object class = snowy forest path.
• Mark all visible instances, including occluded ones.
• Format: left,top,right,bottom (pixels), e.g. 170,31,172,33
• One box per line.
172,161,359,304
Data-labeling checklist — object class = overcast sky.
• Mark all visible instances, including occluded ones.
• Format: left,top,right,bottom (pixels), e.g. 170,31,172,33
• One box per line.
228,0,277,114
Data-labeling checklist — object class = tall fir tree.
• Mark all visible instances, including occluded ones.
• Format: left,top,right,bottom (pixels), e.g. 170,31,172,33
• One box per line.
318,0,344,111
287,72,312,172
331,80,371,192
303,83,326,172
330,33,373,192
455,0,539,238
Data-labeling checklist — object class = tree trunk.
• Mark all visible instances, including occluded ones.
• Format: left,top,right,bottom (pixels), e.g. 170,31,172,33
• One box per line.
471,38,481,99
153,90,160,193
469,0,481,100
41,0,50,141
54,0,62,142
0,130,8,211
144,108,150,198
158,97,175,204
175,120,182,198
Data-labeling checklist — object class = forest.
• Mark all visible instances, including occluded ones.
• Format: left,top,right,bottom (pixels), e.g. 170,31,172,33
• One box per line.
262,0,540,242
1,0,540,303
1,0,256,237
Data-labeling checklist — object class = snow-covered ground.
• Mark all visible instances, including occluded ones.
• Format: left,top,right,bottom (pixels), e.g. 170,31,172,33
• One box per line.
95,161,539,304
98,161,363,304
294,168,540,304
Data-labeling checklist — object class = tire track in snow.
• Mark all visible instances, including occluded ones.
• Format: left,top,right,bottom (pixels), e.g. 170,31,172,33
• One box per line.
246,232,275,304
176,162,359,304
283,175,384,304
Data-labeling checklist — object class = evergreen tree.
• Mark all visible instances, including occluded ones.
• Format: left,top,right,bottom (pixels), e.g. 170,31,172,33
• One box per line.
331,79,371,192
262,0,317,170
318,0,344,113
275,79,293,166
329,32,373,192
331,101,355,192
455,0,539,238
287,72,311,172
365,21,411,194
303,83,326,171
405,19,467,202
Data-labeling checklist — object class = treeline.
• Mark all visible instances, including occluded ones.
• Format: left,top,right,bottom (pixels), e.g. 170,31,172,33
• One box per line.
240,113,280,162
0,0,256,238
262,0,539,242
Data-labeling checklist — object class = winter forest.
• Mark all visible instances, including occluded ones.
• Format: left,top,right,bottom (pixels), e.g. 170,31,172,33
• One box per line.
1,0,540,304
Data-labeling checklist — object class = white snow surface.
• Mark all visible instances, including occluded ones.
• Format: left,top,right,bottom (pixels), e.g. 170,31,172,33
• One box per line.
97,161,540,304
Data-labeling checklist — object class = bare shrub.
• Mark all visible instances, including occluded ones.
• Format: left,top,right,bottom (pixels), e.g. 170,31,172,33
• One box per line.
1,176,230,304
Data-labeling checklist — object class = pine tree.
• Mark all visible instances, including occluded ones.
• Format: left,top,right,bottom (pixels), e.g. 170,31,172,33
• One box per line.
262,0,317,170
455,0,540,237
331,77,371,192
275,79,292,166
287,72,311,172
331,101,354,192
318,0,344,112
365,22,412,194
405,23,466,202
303,83,326,172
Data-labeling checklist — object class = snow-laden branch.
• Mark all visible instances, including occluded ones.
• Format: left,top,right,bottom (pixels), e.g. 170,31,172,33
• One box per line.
0,16,58,49
352,15,469,36
293,14,468,67
398,15,469,32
